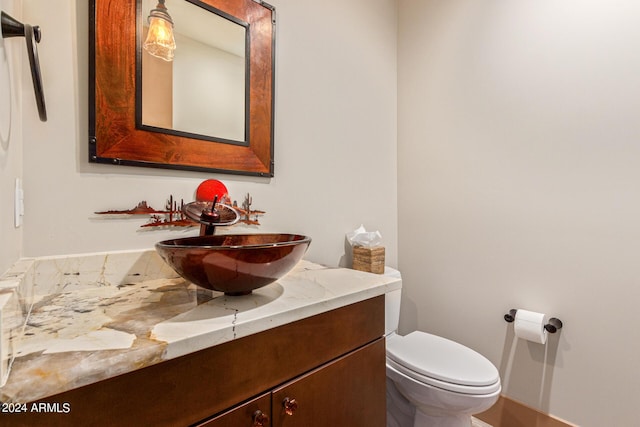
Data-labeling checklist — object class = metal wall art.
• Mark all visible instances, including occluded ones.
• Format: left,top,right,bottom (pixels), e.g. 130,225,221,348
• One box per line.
95,193,265,230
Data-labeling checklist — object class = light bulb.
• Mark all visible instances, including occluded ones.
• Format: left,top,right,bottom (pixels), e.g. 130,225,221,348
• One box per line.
143,2,176,62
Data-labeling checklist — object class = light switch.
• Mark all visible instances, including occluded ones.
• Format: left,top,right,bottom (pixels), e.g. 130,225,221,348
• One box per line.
14,178,23,228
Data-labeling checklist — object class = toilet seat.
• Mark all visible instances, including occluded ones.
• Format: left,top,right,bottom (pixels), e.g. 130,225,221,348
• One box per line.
386,331,500,395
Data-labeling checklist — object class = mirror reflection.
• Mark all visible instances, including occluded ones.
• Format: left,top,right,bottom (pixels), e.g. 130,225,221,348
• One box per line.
139,0,248,143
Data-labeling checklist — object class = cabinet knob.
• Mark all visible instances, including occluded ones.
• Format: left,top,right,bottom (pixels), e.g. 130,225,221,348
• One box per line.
252,410,270,426
282,397,298,416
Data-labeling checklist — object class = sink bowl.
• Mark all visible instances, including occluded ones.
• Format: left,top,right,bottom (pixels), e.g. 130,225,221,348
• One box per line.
155,234,311,295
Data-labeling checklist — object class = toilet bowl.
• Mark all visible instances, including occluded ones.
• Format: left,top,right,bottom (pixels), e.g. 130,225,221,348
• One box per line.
386,331,500,427
383,274,500,427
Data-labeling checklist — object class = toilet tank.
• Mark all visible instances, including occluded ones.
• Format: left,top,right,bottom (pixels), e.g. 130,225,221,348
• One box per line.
383,267,402,336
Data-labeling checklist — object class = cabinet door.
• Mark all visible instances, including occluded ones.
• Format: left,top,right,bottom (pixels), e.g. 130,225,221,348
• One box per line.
271,338,385,427
197,392,271,427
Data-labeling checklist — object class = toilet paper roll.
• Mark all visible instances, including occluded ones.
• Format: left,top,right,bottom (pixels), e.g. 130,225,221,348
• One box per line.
514,309,549,344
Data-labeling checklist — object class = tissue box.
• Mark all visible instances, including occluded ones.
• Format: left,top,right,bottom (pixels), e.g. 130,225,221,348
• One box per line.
352,246,385,274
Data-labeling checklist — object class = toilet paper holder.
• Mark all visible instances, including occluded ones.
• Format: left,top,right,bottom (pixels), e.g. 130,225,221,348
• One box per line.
504,309,563,333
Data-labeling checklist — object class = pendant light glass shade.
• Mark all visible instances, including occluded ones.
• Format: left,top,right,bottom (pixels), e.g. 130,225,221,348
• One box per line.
143,0,176,62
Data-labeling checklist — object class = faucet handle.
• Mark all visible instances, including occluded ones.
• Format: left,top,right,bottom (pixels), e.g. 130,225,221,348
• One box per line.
200,195,221,222
198,196,221,236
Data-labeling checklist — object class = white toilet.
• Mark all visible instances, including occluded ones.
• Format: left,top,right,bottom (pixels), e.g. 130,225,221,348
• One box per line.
384,279,501,427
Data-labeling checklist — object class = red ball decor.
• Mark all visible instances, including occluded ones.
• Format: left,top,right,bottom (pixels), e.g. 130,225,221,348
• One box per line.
196,179,229,202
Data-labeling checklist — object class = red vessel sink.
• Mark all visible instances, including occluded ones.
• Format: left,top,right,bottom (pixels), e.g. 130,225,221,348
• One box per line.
156,234,311,295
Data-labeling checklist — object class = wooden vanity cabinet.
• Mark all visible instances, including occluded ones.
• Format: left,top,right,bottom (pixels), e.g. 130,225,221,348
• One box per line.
13,295,386,427
200,339,385,427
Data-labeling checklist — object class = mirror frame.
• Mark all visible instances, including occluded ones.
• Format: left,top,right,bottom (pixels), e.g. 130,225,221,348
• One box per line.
89,0,275,176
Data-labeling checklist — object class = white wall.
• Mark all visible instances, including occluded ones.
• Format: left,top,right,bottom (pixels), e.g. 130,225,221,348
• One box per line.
15,0,397,270
0,0,23,274
398,0,640,425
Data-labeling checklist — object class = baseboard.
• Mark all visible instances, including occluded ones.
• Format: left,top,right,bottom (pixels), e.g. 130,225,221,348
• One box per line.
475,396,577,427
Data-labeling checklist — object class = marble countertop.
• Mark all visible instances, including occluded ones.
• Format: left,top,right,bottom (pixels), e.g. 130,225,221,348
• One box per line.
0,249,401,404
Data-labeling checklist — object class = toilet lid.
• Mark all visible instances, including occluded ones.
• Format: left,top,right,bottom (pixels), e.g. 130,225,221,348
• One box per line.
386,331,499,390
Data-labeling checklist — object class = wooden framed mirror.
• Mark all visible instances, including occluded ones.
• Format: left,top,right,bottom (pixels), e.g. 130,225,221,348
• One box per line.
89,0,275,176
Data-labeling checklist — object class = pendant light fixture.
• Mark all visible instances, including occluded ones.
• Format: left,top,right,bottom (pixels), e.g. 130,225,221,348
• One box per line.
143,0,176,62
